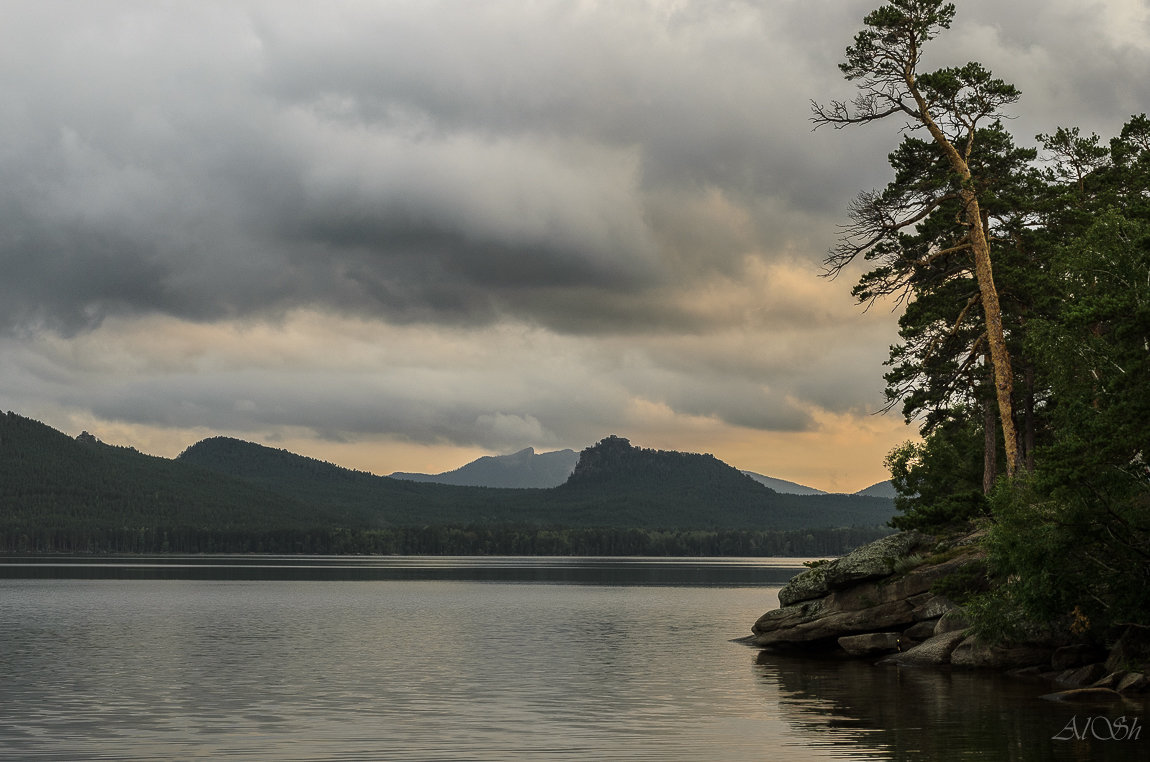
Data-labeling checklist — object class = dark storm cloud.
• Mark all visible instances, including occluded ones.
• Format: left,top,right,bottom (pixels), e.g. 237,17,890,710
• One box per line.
4,1,1146,336
0,0,875,336
2,0,1147,456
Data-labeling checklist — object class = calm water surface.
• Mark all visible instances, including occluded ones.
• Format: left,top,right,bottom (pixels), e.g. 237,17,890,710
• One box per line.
1,556,1144,760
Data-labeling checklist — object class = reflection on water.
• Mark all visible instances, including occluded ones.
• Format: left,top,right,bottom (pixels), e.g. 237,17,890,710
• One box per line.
0,560,800,762
1,557,1146,761
756,651,1148,761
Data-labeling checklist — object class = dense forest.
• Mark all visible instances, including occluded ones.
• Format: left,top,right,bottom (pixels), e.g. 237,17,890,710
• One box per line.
0,413,894,556
816,1,1149,642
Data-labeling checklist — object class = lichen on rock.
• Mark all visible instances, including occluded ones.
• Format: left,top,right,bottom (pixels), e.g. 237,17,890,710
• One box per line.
778,530,932,607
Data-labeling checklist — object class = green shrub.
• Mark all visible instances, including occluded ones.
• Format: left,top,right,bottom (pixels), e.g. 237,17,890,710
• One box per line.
971,474,1150,643
929,558,988,604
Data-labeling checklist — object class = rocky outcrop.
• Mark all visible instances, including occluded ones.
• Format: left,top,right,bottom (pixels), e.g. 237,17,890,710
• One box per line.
776,530,933,606
838,632,901,656
747,530,1150,699
750,530,976,655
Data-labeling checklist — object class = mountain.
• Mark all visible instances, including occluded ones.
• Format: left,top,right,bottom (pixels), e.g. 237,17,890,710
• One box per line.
855,480,898,499
176,436,532,526
741,470,827,496
0,411,322,539
177,434,896,532
551,435,895,530
741,472,898,499
390,447,578,488
0,413,897,554
394,447,832,496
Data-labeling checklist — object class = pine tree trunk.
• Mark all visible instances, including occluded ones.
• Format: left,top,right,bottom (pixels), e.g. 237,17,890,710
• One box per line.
965,191,1021,477
983,355,998,493
906,82,1022,478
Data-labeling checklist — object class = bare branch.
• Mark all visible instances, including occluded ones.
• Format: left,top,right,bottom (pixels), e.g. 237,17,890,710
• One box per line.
915,236,972,267
823,184,959,288
811,98,906,129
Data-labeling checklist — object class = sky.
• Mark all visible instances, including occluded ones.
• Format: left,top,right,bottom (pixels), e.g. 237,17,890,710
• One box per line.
2,0,1147,492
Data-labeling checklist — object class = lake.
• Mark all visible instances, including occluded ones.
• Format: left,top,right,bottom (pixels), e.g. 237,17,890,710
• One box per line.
1,556,1144,760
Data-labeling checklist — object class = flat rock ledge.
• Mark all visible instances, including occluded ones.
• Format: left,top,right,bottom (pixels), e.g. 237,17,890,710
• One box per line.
744,530,1150,700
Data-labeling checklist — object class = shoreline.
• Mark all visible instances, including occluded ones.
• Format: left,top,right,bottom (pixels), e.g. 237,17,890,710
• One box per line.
741,528,1150,704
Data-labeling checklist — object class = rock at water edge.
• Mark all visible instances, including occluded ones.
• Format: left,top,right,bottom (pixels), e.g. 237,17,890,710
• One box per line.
878,630,967,666
838,632,902,657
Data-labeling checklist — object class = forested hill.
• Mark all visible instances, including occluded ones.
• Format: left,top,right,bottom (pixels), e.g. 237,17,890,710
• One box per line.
176,434,896,530
1,413,895,554
176,435,529,526
565,434,758,490
0,411,323,536
553,436,896,529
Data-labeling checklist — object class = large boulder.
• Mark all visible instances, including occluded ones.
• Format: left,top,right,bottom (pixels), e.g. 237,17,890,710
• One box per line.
950,636,1052,670
838,632,902,657
778,531,931,606
878,630,967,666
1105,626,1150,673
1117,673,1150,693
752,596,916,646
1056,663,1110,688
750,599,827,644
776,563,832,608
902,619,938,641
933,607,971,635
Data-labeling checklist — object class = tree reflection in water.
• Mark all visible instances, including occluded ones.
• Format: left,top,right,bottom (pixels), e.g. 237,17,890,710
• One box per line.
753,650,1146,761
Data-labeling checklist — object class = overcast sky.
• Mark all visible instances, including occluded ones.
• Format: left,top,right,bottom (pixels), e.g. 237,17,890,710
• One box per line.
2,0,1147,491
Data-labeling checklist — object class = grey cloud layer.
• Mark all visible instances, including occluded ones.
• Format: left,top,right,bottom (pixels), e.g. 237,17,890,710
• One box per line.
0,0,891,336
2,0,1146,449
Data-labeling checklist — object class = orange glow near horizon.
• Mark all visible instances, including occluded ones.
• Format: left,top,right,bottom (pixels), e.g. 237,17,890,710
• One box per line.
47,405,916,494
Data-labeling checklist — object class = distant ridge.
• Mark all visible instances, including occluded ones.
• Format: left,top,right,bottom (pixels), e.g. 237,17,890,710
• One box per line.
741,471,827,496
0,412,897,554
740,473,897,499
175,433,896,531
855,480,897,499
392,447,844,496
391,447,578,488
